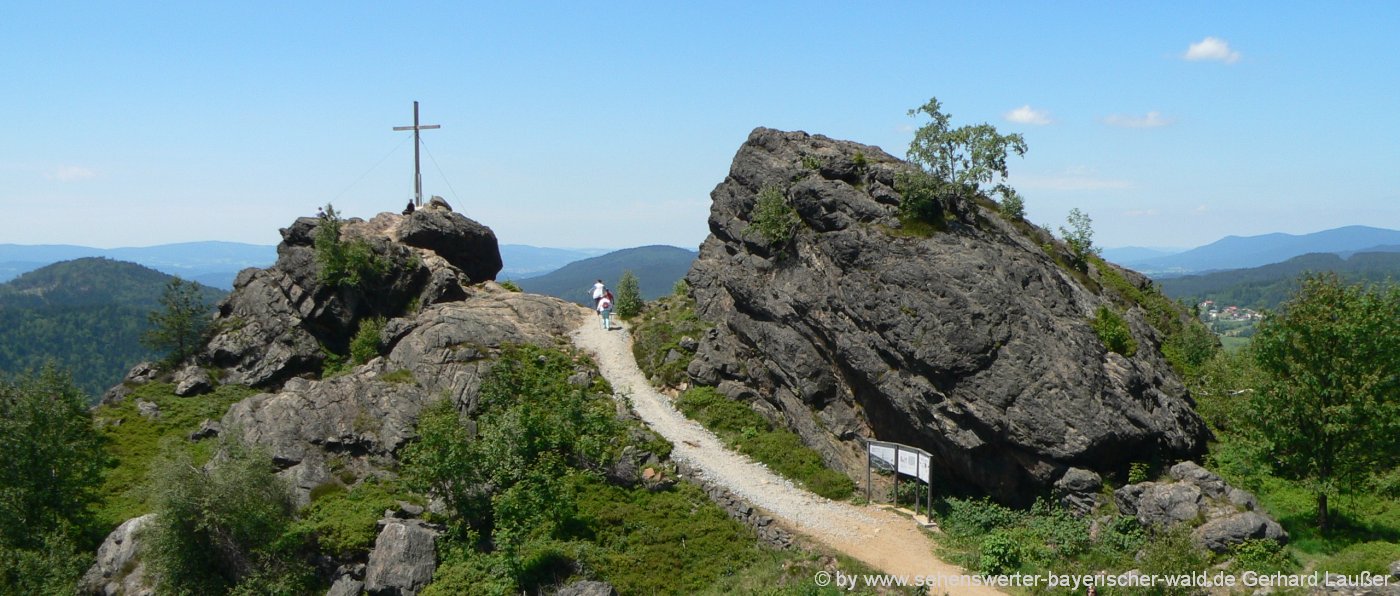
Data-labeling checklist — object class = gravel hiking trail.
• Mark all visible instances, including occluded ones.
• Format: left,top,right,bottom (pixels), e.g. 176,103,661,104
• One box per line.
571,318,1002,595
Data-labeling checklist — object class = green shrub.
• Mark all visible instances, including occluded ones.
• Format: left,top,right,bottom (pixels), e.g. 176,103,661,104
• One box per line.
349,316,385,365
939,497,1022,538
1091,305,1138,356
978,531,1022,574
290,478,418,559
1128,461,1151,485
750,185,800,247
498,280,522,292
894,170,949,228
996,185,1025,220
630,292,709,387
1228,538,1298,575
314,204,388,289
1137,525,1211,596
145,436,309,594
379,369,417,385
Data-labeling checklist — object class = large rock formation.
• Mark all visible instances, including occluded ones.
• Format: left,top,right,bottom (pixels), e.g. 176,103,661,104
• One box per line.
686,128,1209,503
203,210,502,389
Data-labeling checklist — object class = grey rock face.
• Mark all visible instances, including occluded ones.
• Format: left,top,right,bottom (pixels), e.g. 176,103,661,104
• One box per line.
1130,482,1204,527
398,209,502,284
685,127,1209,503
1191,511,1288,553
364,519,439,596
80,514,155,596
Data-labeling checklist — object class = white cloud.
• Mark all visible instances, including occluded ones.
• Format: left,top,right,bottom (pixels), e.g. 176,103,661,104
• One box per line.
1015,170,1132,192
1103,111,1173,128
1193,204,1210,214
1004,105,1052,125
45,165,97,181
1183,37,1241,63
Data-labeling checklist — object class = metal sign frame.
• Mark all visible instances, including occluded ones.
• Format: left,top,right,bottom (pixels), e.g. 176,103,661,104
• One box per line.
864,438,935,525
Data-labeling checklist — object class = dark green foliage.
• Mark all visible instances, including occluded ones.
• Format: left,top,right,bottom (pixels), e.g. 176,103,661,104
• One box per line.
893,170,950,230
314,204,388,288
613,270,643,318
0,368,106,594
498,279,522,292
750,184,800,246
143,277,213,365
349,316,385,365
145,436,311,595
630,291,710,387
0,258,224,399
1091,305,1138,357
675,387,853,499
1128,461,1151,485
1318,541,1400,576
936,497,1138,579
977,531,1021,574
1250,273,1400,529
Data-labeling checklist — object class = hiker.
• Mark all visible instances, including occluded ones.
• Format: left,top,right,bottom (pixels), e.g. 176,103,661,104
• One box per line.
402,200,415,215
591,280,606,306
604,288,614,303
598,294,613,330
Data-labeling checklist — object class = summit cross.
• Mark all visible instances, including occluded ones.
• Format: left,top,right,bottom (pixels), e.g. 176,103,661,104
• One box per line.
392,100,441,207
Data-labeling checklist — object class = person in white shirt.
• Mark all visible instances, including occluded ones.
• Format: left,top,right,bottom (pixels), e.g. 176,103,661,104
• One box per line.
591,280,606,306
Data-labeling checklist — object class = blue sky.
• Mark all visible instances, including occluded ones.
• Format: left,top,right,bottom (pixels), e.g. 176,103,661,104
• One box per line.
3,2,1397,250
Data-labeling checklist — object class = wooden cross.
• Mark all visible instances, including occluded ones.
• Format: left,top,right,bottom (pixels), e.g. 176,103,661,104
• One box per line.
392,101,440,207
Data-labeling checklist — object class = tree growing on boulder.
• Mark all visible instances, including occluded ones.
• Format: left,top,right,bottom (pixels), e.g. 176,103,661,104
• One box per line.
1250,273,1400,530
314,203,387,289
901,96,1027,223
1059,208,1100,268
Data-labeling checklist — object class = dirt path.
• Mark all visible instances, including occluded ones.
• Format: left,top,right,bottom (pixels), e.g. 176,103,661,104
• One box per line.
571,318,1002,595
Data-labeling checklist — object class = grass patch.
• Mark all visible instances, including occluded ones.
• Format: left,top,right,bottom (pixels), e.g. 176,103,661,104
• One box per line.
379,368,417,385
92,382,257,530
630,291,710,388
675,387,853,500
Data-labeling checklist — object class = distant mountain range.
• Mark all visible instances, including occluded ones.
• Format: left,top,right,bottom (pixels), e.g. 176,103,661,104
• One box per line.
1157,251,1400,311
517,245,698,304
0,258,225,399
0,242,610,288
1109,225,1400,276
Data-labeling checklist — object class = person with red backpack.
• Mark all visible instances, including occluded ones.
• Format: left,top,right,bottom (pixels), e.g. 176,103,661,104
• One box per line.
597,293,614,330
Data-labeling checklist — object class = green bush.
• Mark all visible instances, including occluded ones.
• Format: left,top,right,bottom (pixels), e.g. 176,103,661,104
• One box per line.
1128,461,1151,485
290,478,418,559
939,497,1022,538
314,204,388,289
1228,538,1298,575
750,185,800,246
630,292,709,387
1091,305,1138,357
498,280,522,292
1137,525,1211,596
978,531,1021,574
145,436,309,594
349,316,385,365
894,170,949,228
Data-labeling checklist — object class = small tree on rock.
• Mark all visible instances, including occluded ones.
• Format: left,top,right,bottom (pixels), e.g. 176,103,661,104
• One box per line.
143,277,212,364
1059,208,1100,268
902,97,1027,223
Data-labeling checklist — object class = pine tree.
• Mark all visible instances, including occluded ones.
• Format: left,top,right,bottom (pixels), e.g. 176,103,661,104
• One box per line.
615,271,643,319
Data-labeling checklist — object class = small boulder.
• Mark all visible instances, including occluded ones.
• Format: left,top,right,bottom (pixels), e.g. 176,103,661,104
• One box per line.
1133,482,1203,528
364,519,439,595
1169,461,1229,499
1191,511,1287,553
1054,467,1103,516
135,399,160,421
326,576,364,596
189,419,222,441
174,365,213,397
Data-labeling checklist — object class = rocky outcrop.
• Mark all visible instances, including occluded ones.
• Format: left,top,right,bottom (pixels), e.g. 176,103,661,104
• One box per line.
556,580,619,596
200,211,503,390
222,286,585,504
1114,461,1286,553
80,514,155,596
173,365,212,396
685,128,1209,504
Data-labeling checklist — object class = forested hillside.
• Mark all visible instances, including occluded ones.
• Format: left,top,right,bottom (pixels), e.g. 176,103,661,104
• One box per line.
1157,251,1400,310
0,258,224,399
